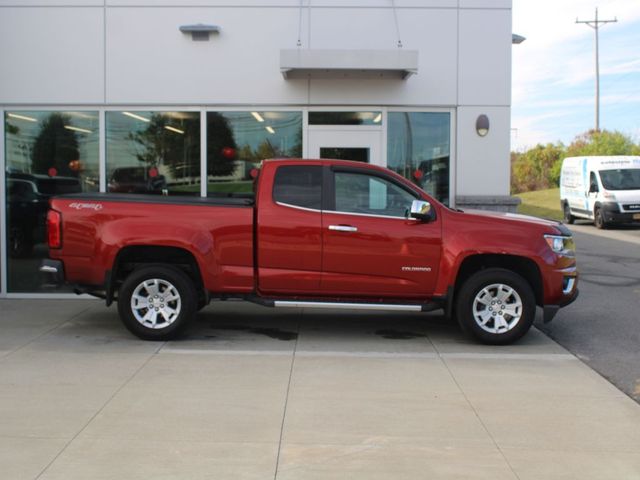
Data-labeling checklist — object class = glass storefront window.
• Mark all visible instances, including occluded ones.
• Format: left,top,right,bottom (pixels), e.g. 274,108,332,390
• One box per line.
5,111,99,292
309,111,382,126
106,111,200,195
207,111,302,195
387,112,450,205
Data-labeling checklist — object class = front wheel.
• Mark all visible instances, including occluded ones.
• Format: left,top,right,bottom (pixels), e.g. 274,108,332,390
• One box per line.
118,265,197,341
455,268,536,345
594,207,607,229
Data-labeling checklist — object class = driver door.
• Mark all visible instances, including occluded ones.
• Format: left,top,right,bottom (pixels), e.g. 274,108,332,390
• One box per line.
321,167,442,298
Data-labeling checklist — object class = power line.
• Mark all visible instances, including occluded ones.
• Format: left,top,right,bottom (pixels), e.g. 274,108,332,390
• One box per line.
576,7,618,132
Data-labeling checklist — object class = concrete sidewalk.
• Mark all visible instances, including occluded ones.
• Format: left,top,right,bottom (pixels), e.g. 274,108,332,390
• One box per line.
2,299,640,480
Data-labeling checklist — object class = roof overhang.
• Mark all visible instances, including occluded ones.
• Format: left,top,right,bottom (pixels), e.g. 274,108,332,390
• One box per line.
280,49,418,80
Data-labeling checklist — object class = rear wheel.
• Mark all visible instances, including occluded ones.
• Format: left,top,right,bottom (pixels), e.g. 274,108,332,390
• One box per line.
455,268,536,345
563,203,575,224
118,265,196,341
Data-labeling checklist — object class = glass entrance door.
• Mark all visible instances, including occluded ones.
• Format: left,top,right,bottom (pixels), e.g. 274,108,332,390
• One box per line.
308,130,383,166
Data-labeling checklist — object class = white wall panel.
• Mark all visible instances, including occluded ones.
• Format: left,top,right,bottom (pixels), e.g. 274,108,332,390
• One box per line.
106,1,457,7
460,0,511,9
458,8,511,106
456,106,510,196
0,1,102,5
106,7,308,104
308,8,457,105
0,8,104,104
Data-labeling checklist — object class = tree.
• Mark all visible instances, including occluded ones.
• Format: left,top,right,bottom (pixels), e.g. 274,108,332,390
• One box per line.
511,142,564,193
566,129,640,157
31,113,79,177
511,130,640,193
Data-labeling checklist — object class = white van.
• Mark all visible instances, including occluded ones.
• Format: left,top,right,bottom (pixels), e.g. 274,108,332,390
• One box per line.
560,156,640,228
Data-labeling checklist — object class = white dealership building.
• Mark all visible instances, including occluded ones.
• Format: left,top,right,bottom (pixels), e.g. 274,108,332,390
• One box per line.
0,0,517,295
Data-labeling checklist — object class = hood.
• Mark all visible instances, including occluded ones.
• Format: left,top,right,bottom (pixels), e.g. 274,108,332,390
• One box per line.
609,189,640,202
460,209,567,232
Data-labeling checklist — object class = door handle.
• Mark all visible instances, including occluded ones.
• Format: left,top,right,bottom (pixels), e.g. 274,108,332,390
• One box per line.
328,225,358,232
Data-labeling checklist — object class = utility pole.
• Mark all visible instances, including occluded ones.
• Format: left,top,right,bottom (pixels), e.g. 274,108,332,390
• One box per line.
576,8,617,132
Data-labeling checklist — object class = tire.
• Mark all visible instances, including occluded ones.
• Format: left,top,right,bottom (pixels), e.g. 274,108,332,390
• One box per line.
594,207,606,229
117,265,197,341
563,203,575,224
9,226,34,258
455,268,536,345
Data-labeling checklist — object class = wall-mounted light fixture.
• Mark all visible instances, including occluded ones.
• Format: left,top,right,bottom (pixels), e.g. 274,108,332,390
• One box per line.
476,114,490,137
179,24,221,41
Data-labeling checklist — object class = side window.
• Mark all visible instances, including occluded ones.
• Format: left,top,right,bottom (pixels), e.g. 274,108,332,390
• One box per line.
273,165,322,210
334,171,417,218
589,172,599,192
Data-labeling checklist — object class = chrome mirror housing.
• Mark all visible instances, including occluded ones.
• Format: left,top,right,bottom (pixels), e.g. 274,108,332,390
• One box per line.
409,200,435,222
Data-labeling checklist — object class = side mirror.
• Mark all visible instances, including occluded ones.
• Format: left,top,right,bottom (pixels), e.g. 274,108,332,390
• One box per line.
589,183,599,193
409,200,435,222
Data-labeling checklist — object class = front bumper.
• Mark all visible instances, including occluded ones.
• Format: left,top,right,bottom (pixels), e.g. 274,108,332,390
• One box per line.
602,211,640,224
542,264,579,323
601,203,640,224
39,259,65,289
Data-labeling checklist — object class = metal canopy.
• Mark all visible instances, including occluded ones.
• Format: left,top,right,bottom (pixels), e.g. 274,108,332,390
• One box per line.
280,49,419,80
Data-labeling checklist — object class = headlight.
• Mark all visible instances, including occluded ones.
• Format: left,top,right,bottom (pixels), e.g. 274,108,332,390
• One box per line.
544,235,575,257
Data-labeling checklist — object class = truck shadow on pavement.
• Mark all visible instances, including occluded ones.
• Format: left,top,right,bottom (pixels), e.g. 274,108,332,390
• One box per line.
181,305,455,344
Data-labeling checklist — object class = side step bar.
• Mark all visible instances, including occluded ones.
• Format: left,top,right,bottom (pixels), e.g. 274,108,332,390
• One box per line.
244,296,441,313
275,301,425,312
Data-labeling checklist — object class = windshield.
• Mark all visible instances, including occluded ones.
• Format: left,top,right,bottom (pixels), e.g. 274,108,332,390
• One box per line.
599,169,640,191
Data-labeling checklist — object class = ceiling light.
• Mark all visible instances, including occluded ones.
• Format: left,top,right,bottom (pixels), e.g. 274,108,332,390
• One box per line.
251,112,265,122
266,126,275,134
7,113,37,123
373,113,382,123
165,125,185,134
64,125,92,134
122,111,151,122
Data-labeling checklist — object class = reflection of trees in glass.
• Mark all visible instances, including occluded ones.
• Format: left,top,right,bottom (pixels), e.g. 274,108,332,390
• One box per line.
32,113,79,177
207,113,237,177
6,122,19,135
235,137,302,164
237,139,277,163
128,113,200,180
291,128,303,158
309,112,378,125
387,112,450,204
207,111,302,185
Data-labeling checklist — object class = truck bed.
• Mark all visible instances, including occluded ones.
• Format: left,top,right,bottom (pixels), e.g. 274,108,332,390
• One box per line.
48,193,255,293
58,192,254,207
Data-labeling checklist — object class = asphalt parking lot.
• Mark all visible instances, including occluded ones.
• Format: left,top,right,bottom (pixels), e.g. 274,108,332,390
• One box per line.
2,299,640,479
539,222,640,401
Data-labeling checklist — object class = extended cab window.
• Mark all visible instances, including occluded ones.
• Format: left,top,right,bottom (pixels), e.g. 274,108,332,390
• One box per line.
333,171,417,218
273,165,322,210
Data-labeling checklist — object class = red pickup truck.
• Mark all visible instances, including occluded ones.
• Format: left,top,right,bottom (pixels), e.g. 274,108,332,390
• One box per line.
41,159,578,344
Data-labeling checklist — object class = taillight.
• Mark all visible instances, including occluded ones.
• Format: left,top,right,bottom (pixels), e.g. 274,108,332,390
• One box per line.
47,210,62,249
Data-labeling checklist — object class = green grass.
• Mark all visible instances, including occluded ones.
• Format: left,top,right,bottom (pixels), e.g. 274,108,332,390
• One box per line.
515,188,563,221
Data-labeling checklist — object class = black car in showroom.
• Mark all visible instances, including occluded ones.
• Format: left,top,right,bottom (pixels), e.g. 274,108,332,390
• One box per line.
7,173,82,257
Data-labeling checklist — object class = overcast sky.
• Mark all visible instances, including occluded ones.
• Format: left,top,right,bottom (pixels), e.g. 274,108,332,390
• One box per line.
511,0,640,151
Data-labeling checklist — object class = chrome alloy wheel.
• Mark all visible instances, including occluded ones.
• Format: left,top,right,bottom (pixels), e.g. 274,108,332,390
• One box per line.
472,283,523,334
130,279,182,329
